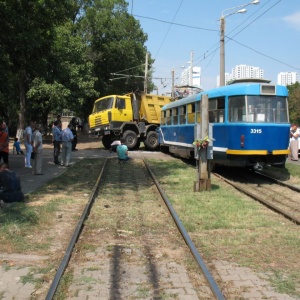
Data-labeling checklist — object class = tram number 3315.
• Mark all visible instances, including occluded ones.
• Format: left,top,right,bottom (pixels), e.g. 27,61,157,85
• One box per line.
250,129,262,134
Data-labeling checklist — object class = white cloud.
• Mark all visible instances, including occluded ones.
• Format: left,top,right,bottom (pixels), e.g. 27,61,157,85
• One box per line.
283,11,300,31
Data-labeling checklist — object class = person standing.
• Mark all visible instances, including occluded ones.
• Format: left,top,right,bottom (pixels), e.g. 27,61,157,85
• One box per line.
24,121,35,168
70,117,78,151
289,124,299,161
52,121,61,165
61,124,74,167
32,124,43,175
0,124,9,166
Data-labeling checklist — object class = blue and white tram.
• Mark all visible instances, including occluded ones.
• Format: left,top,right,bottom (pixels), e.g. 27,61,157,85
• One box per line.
159,80,290,169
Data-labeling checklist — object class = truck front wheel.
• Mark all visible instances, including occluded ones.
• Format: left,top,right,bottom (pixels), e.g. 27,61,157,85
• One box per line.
144,131,159,150
123,130,138,150
101,135,111,149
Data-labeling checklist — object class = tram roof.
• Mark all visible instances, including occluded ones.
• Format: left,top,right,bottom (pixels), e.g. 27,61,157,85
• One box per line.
162,82,288,110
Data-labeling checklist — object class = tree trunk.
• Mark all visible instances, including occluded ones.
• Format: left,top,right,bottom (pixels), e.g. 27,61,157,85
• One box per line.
17,70,27,140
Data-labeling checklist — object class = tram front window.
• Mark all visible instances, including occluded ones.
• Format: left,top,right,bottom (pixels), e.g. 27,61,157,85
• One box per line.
229,95,288,123
247,96,288,123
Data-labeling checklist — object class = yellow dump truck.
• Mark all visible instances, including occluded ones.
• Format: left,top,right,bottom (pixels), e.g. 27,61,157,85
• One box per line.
88,92,171,150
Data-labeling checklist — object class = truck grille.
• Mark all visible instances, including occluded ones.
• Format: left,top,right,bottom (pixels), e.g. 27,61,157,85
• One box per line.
95,116,102,126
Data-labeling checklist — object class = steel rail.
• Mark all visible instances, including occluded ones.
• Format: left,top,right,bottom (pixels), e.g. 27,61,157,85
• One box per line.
143,160,225,300
255,171,300,193
214,172,300,226
45,158,108,300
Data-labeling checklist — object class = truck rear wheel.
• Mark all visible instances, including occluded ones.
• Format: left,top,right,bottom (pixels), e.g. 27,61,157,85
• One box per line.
144,131,159,150
123,130,138,150
101,135,111,149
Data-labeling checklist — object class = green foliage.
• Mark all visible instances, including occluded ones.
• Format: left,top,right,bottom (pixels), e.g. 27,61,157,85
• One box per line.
287,82,300,125
0,0,151,126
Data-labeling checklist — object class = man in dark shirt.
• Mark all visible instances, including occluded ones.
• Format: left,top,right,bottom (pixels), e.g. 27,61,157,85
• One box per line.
0,163,24,203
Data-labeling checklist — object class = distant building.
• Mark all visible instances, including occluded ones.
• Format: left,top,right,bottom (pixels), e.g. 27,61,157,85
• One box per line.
180,66,201,95
277,72,298,86
217,64,264,86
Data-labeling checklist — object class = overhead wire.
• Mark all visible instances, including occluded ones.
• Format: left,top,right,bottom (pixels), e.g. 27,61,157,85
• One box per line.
194,0,296,73
119,0,295,86
153,0,184,60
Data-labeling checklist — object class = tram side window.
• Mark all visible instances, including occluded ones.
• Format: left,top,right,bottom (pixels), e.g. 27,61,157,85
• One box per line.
172,108,178,125
187,103,195,124
228,96,246,122
161,111,166,125
195,102,201,123
209,97,225,123
179,106,186,124
166,110,172,125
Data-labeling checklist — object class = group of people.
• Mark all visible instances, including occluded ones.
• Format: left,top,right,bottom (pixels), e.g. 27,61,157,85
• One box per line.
52,116,75,167
0,115,79,205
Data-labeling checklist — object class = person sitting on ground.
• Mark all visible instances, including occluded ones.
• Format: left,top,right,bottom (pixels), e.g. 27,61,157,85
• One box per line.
110,140,121,153
0,163,24,203
116,138,129,162
13,138,24,155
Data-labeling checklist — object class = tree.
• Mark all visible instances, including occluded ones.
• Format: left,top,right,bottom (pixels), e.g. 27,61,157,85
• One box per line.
0,0,152,131
0,0,73,133
287,82,300,125
27,21,98,128
77,0,152,112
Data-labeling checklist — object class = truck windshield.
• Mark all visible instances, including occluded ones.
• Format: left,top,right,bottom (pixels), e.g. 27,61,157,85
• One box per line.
93,97,114,113
228,95,288,123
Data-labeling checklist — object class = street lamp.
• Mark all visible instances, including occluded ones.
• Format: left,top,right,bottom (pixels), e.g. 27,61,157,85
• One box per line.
219,0,260,86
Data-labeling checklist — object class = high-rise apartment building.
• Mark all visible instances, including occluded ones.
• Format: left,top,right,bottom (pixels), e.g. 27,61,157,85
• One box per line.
181,66,201,87
277,72,298,86
217,64,264,86
231,64,263,80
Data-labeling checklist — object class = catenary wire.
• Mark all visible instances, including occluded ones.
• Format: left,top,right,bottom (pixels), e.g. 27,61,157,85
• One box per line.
152,0,184,59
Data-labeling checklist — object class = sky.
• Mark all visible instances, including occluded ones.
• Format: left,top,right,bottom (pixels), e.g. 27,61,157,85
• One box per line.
125,0,300,94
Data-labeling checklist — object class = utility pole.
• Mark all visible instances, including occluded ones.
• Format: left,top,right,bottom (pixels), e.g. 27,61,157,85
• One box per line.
194,94,211,192
144,52,148,93
189,50,194,94
171,69,175,98
220,17,225,87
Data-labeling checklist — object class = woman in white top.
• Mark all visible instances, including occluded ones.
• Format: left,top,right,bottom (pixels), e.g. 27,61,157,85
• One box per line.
289,124,299,161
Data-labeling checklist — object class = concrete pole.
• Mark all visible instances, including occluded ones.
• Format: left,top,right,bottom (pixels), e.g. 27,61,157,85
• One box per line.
194,94,210,192
189,50,194,94
220,17,225,87
144,52,148,93
171,69,175,98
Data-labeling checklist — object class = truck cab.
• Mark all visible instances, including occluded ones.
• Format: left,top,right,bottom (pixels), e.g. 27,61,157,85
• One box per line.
88,92,171,150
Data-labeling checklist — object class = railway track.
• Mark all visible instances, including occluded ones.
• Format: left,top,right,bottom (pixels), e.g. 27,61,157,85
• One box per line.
214,169,300,225
46,158,225,300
